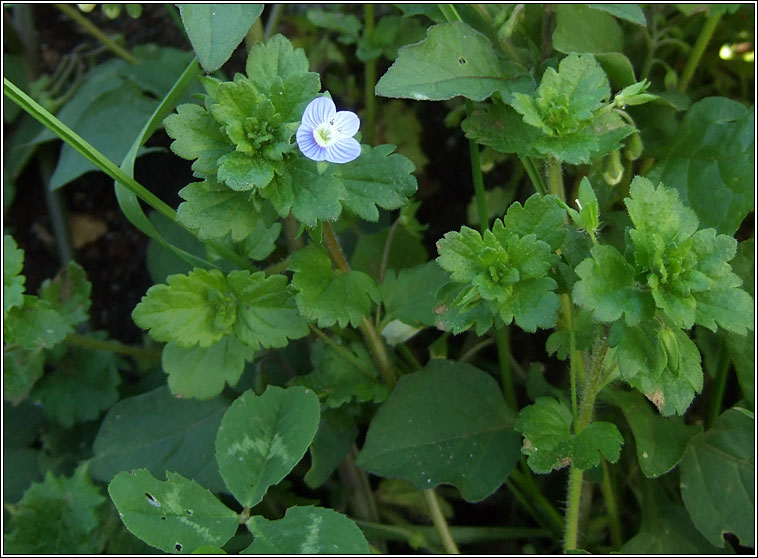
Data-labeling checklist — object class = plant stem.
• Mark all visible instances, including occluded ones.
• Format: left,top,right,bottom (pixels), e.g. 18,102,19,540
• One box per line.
363,4,376,145
520,156,548,195
510,466,564,537
562,294,579,425
705,338,731,428
677,12,722,94
263,4,283,39
601,458,622,549
64,333,162,361
355,519,550,546
321,221,397,388
545,156,565,202
55,4,139,65
494,327,516,410
563,338,609,551
423,489,460,554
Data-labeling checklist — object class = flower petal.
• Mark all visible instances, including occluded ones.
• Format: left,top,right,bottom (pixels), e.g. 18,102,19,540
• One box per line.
332,110,360,138
301,96,335,130
325,137,361,164
297,125,327,161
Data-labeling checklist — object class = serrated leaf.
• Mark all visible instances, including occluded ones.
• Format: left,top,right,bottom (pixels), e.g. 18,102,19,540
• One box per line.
356,359,520,502
176,178,270,243
462,101,543,158
215,386,320,508
109,469,239,554
179,4,263,73
304,410,358,489
291,338,389,408
90,387,228,493
3,346,45,404
502,193,566,251
245,34,316,96
602,388,702,478
680,407,754,547
335,144,418,222
227,271,309,351
376,21,529,102
647,97,754,235
30,335,122,427
289,244,381,328
162,337,255,400
37,261,92,328
164,103,232,178
5,296,73,349
436,221,560,333
243,506,370,554
514,397,624,473
573,244,654,325
380,262,449,328
4,464,106,554
4,234,25,314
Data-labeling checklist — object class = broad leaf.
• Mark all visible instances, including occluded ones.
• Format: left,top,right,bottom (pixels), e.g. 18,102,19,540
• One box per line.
647,97,754,235
602,388,701,478
90,387,228,492
380,262,449,328
3,234,25,314
215,386,320,507
553,5,623,53
376,21,529,102
243,506,370,554
109,469,239,554
357,359,520,502
679,407,754,548
178,4,263,72
304,410,358,489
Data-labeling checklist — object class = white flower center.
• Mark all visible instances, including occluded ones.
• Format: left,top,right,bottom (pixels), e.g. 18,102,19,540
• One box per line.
313,119,340,148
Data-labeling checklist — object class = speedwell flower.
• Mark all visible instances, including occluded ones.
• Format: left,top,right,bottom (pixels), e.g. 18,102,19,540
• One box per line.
296,96,361,164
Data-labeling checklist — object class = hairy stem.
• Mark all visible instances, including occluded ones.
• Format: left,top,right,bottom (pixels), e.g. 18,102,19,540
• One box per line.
55,4,139,64
64,333,162,361
601,458,623,549
563,338,609,551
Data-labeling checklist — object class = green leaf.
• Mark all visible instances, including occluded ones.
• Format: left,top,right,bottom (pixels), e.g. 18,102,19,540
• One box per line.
502,193,567,252
588,4,646,25
132,268,236,348
646,97,754,235
3,346,45,404
4,234,25,314
4,463,106,554
90,387,228,493
680,407,754,547
162,337,255,400
243,506,370,554
336,144,418,222
245,34,316,97
5,296,73,349
215,386,320,508
290,244,381,328
573,244,654,326
351,225,428,281
304,410,358,489
30,336,122,427
462,101,543,158
164,103,232,178
376,21,530,102
133,269,307,350
602,388,702,478
515,397,624,473
356,359,520,502
380,262,449,329
109,469,239,554
227,271,309,351
553,5,623,54
178,4,264,72
37,261,92,328
621,478,728,554
436,220,561,333
291,338,389,408
617,323,704,417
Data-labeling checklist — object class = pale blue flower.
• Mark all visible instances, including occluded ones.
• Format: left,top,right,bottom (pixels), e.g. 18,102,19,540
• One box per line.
296,96,361,164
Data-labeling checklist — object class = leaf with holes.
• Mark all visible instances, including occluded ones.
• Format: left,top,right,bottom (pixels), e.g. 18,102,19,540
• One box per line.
109,469,239,554
215,386,320,508
243,506,370,554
